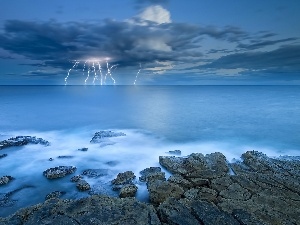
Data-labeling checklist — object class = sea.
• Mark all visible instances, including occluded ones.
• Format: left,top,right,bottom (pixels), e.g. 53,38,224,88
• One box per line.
0,85,300,217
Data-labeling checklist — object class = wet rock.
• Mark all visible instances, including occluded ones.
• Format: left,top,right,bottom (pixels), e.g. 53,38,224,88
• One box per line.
76,180,91,191
184,187,218,202
119,184,138,198
43,166,76,179
168,150,181,155
111,171,136,190
232,209,266,225
147,180,184,205
90,131,126,143
70,175,83,182
159,152,229,179
0,136,50,150
45,191,66,200
0,176,14,185
139,167,162,182
1,195,161,225
78,147,88,151
48,158,53,161
0,154,7,159
82,168,109,178
167,174,193,190
57,155,73,159
105,160,119,166
0,186,34,208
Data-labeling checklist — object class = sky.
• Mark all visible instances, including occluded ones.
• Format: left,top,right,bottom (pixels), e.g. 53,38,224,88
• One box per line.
0,0,300,85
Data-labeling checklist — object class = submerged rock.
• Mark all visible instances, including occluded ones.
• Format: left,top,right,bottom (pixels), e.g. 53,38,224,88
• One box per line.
45,191,66,200
57,155,73,159
76,180,91,191
90,131,126,143
70,175,83,182
168,150,181,155
119,184,138,198
0,136,50,150
1,195,161,225
78,147,88,151
0,176,14,185
82,169,110,178
43,166,76,179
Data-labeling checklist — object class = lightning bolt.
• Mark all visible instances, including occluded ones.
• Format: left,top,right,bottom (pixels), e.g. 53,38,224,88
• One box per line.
92,61,98,85
105,61,117,84
134,63,142,85
65,61,79,85
98,62,103,85
85,62,90,84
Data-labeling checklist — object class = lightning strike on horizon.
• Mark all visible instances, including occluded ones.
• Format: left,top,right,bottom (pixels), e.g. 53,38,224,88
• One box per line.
98,62,103,85
92,61,98,85
134,63,142,85
104,61,117,84
85,66,90,84
65,61,79,85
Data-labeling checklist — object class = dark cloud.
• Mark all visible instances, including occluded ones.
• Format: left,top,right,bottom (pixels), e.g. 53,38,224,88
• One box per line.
201,45,300,72
237,37,298,50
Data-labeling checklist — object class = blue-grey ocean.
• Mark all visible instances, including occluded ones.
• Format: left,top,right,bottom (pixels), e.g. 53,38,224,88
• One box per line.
0,85,300,216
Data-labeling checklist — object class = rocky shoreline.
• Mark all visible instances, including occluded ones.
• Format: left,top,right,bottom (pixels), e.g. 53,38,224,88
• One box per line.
0,132,299,224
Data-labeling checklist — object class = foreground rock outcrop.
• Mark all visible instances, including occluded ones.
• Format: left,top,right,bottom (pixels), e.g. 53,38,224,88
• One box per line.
1,150,299,225
43,166,77,179
0,136,50,150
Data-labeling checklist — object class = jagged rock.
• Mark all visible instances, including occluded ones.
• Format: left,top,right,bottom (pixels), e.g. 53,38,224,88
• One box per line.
111,171,136,190
43,166,76,179
82,168,109,178
119,184,138,198
167,174,193,190
76,180,91,191
147,180,184,205
184,187,218,202
1,195,161,225
159,152,229,179
78,147,88,151
70,175,83,182
90,131,126,143
0,176,14,185
168,150,181,155
45,191,66,200
139,167,162,182
0,136,50,150
232,209,267,225
0,154,7,159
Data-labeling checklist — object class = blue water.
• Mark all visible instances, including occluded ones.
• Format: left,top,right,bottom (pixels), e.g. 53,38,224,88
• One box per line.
0,85,300,217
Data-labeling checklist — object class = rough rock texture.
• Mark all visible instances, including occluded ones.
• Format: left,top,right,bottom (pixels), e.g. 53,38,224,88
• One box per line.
0,176,14,185
70,175,83,182
82,169,109,178
1,195,161,225
111,171,136,190
119,184,138,198
90,131,126,143
139,167,163,182
76,180,91,191
43,166,76,179
0,136,50,150
45,191,66,200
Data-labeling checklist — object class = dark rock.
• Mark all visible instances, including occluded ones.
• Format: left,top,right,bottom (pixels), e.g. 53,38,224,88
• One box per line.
167,174,193,190
82,168,109,178
48,158,53,161
0,154,7,159
45,191,66,200
0,186,34,208
90,130,126,143
139,167,162,182
76,180,91,191
159,152,229,179
119,184,138,198
78,147,88,151
43,166,76,179
147,180,184,205
168,150,181,155
0,136,50,150
105,160,119,166
158,198,200,225
1,195,161,225
232,209,266,225
0,176,14,185
70,175,83,182
57,155,73,159
111,171,136,189
191,200,240,225
184,187,218,202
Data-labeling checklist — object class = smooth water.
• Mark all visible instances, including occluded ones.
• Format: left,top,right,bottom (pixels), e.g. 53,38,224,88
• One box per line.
0,85,300,216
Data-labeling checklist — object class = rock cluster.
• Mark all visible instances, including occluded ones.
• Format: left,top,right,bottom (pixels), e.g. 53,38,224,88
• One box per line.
45,191,66,200
43,166,76,179
0,136,50,150
111,171,138,197
0,176,14,185
90,130,126,143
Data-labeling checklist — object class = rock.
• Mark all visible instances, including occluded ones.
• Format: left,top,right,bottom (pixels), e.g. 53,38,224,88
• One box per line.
184,187,218,202
48,158,53,161
0,176,14,185
119,184,138,198
1,195,161,225
0,154,7,159
90,131,126,143
159,152,229,179
70,175,83,182
168,150,181,155
0,136,50,150
105,160,119,166
0,186,34,208
78,147,88,151
76,180,91,191
43,166,76,179
45,191,66,200
232,209,267,225
111,171,136,190
147,180,184,205
139,167,162,182
167,174,193,190
57,155,73,159
82,169,109,178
